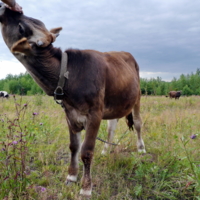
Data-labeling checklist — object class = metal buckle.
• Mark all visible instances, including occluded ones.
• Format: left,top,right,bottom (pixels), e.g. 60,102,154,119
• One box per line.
54,86,64,101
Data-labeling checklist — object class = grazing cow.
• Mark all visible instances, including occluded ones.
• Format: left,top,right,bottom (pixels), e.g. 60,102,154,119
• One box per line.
169,91,181,99
0,4,146,197
0,91,9,98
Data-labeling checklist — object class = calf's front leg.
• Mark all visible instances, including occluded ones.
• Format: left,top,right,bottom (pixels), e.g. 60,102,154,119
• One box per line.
66,131,81,184
80,113,101,197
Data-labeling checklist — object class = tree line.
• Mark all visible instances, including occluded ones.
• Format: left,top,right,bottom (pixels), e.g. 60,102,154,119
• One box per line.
0,69,200,96
0,73,44,95
140,68,200,96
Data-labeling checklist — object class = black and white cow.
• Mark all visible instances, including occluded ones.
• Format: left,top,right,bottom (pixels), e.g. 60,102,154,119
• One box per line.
0,91,9,98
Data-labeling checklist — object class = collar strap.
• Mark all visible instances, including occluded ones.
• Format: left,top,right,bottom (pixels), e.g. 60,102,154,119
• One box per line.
54,52,68,102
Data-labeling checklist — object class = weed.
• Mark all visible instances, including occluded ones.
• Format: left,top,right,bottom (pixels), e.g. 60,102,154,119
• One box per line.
0,96,31,199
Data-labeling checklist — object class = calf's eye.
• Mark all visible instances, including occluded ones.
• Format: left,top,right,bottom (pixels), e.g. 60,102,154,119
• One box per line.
19,23,25,35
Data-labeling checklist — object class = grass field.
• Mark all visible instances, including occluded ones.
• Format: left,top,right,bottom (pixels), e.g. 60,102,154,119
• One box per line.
0,95,200,200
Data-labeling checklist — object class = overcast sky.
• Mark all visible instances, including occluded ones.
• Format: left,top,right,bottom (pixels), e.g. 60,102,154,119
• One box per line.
0,0,200,81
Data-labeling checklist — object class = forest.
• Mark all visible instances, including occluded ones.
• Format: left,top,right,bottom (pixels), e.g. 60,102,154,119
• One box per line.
0,68,200,96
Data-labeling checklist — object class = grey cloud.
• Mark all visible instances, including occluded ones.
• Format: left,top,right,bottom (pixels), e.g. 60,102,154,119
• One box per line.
0,0,200,81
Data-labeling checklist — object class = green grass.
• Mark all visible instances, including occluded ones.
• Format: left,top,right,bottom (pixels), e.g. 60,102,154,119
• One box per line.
0,95,200,199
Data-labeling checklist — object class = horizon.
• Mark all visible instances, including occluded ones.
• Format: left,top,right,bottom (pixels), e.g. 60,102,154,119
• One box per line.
0,60,198,83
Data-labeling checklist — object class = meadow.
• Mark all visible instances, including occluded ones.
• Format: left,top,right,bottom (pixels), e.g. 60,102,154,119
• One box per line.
0,95,199,200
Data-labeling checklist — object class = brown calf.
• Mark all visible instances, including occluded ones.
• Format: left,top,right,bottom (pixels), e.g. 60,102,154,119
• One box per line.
0,4,146,197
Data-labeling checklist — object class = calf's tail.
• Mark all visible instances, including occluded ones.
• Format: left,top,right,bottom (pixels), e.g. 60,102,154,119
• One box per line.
125,113,134,130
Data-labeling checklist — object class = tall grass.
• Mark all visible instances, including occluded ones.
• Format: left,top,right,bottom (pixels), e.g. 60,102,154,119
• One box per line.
0,95,199,199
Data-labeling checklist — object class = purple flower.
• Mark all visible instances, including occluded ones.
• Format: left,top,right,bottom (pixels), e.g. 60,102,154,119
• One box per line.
41,187,46,192
1,148,5,151
190,134,197,139
39,122,43,125
33,112,38,116
35,186,47,193
12,141,18,145
24,103,27,107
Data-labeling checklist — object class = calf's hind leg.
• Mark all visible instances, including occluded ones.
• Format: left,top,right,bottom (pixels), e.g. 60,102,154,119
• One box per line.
132,102,146,153
101,119,118,155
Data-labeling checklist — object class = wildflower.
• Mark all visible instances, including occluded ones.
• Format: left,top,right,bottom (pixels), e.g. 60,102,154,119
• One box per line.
35,186,47,193
1,148,5,151
24,103,27,107
41,187,46,192
12,141,18,145
33,112,38,115
190,134,197,139
39,122,43,125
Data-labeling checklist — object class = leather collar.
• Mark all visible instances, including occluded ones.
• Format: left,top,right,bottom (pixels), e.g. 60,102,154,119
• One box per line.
54,52,68,103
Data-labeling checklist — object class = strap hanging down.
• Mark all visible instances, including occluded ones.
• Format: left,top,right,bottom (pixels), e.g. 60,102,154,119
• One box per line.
54,52,68,102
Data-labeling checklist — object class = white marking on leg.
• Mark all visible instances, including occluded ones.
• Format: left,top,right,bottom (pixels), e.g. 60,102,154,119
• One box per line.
132,113,146,153
66,132,81,185
101,119,118,154
137,138,146,153
66,175,77,182
138,148,146,153
80,189,92,197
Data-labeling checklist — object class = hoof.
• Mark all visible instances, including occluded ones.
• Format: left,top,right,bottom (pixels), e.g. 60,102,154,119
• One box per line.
66,175,77,185
80,189,92,198
138,148,146,154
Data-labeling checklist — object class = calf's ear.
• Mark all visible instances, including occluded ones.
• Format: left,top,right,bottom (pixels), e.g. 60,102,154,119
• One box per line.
11,37,31,54
50,27,62,35
50,27,62,42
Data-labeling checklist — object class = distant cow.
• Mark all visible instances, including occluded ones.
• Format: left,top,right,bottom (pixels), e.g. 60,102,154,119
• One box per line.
169,91,181,99
0,4,145,198
0,91,9,98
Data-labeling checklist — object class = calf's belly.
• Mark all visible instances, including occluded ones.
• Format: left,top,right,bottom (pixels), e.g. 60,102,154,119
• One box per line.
102,105,133,120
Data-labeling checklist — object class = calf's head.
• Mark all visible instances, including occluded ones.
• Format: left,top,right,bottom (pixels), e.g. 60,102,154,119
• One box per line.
0,3,62,54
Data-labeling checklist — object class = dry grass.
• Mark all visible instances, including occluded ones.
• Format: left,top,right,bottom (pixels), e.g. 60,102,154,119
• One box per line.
0,95,200,199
